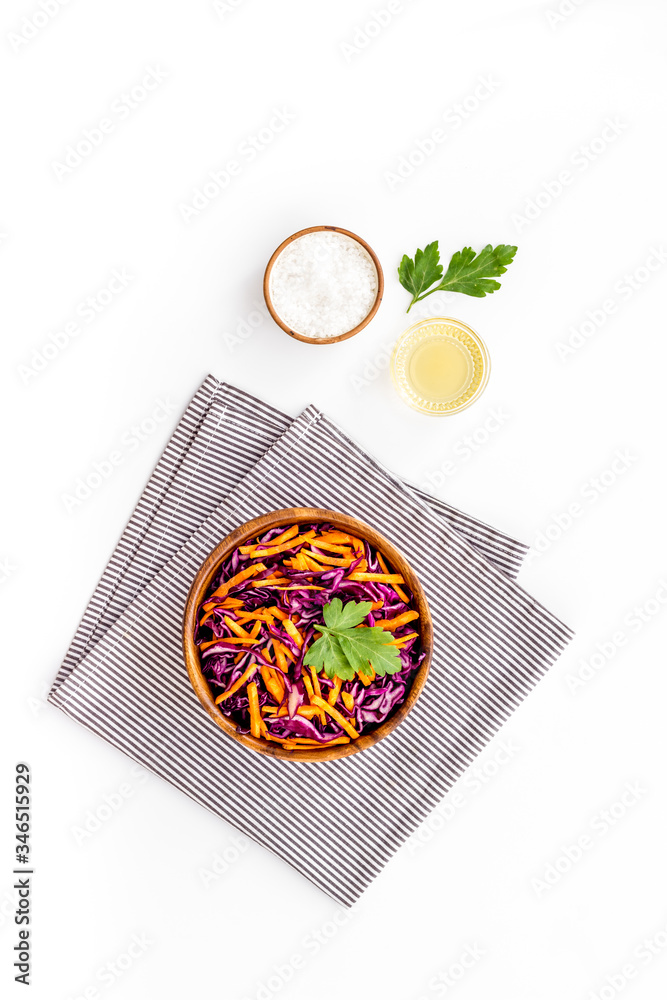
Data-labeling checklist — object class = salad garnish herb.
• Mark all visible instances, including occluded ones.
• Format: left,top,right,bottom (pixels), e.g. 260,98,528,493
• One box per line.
398,241,518,312
303,598,402,681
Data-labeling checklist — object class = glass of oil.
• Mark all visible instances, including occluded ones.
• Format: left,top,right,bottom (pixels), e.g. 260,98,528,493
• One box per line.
391,317,490,415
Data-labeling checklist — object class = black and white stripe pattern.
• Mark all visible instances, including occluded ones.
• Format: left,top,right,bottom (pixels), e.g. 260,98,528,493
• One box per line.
50,381,572,906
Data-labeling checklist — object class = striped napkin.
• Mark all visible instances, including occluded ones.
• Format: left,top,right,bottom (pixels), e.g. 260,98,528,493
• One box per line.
49,376,572,905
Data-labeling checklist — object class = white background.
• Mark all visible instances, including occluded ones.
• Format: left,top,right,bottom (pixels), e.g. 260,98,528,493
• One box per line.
2,1,667,998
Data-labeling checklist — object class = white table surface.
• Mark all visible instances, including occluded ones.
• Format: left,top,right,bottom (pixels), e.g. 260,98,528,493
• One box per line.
2,1,667,998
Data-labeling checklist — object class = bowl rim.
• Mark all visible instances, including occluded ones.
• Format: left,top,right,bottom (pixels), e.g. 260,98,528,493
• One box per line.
182,507,432,762
262,225,384,345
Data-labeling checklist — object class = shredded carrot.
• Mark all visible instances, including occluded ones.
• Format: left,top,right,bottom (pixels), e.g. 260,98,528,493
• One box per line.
310,540,353,556
298,705,321,719
202,596,243,612
249,576,291,588
305,549,354,567
215,664,257,703
317,531,362,546
377,552,409,602
224,615,253,639
358,666,375,686
272,639,288,673
210,563,265,599
376,610,420,631
238,524,298,554
279,640,294,662
235,611,274,625
233,651,246,664
283,619,303,648
302,671,315,702
282,736,352,747
349,536,366,568
341,691,355,713
273,585,324,591
244,530,316,558
328,676,343,706
249,620,262,639
260,665,284,703
311,696,359,739
391,631,419,647
200,636,260,650
308,666,326,724
247,681,261,737
272,607,288,620
349,572,405,584
270,704,320,720
300,553,324,572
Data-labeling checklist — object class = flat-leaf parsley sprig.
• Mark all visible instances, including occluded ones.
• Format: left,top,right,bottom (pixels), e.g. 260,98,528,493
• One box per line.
398,241,518,312
303,598,402,681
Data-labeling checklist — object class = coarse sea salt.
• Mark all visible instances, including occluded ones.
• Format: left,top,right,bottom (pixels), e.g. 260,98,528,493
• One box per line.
269,231,378,340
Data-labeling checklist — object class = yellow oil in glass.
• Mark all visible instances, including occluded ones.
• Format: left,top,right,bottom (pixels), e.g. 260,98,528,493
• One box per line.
406,337,474,403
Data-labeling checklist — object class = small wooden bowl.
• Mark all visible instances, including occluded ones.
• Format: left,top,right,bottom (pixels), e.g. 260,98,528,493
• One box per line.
183,508,432,762
263,226,384,345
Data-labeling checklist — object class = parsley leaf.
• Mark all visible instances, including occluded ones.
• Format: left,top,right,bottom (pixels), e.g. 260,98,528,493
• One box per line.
398,242,518,311
397,241,442,306
322,597,373,631
303,599,402,680
337,629,402,677
439,244,518,297
305,631,355,680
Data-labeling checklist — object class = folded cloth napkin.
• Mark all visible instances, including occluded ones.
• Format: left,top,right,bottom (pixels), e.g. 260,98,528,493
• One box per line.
50,376,572,906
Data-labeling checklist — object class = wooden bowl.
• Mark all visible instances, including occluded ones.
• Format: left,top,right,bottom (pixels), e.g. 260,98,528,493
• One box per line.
263,226,384,345
183,508,432,762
